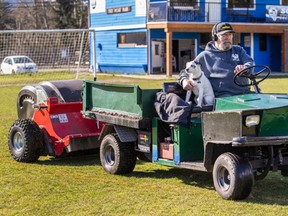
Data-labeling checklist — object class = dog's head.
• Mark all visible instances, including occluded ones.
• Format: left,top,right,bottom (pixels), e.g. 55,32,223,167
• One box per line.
185,61,202,79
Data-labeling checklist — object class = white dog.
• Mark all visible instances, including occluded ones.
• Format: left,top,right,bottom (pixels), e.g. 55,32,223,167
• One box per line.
185,61,215,107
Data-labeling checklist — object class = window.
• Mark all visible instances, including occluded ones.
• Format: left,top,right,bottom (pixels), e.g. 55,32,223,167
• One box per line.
118,32,147,48
228,0,254,8
282,0,288,5
170,0,198,7
155,44,160,55
4,58,12,64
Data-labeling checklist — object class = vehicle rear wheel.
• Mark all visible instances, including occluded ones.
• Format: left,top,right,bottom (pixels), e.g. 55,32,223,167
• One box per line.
100,134,136,174
213,152,254,200
8,119,43,162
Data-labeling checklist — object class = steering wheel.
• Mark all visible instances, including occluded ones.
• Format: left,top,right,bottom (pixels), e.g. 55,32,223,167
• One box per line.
233,65,271,87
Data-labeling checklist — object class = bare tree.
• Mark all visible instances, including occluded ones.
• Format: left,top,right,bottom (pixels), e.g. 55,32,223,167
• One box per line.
0,0,16,30
51,0,88,29
8,0,88,30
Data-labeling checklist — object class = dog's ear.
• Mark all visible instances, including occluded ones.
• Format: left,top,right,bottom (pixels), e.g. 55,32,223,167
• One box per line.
194,61,202,66
185,61,195,69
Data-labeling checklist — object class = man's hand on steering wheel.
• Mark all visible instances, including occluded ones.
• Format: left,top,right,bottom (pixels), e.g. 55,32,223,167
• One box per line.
234,65,247,74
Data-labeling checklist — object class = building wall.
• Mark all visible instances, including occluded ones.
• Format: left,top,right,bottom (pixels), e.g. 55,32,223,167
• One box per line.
90,0,146,28
95,30,148,73
90,0,147,73
89,0,287,74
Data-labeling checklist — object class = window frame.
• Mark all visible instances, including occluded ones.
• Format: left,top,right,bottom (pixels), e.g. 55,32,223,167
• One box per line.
227,0,255,10
117,32,147,48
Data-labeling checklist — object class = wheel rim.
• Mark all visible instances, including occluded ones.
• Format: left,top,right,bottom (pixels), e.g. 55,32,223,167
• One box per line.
13,131,24,152
104,145,115,166
217,166,230,191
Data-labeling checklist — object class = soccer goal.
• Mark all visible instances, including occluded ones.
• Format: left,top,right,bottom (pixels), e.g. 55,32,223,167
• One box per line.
0,29,91,79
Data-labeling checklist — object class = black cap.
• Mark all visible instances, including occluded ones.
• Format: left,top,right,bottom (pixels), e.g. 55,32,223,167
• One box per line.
214,23,235,35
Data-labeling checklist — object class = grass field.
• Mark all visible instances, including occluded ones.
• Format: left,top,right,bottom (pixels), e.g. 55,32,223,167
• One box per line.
0,74,288,216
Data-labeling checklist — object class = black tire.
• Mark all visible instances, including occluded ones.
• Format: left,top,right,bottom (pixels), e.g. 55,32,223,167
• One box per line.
100,134,136,174
253,146,271,181
137,152,152,162
254,167,269,180
8,119,43,162
213,152,254,200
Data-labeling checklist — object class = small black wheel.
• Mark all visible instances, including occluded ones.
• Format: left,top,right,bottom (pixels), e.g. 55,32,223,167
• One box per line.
253,146,272,180
234,65,271,87
8,119,43,162
137,152,152,162
254,168,269,180
213,152,254,200
100,134,136,174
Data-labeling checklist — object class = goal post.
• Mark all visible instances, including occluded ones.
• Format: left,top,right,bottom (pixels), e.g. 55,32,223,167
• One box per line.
0,29,91,84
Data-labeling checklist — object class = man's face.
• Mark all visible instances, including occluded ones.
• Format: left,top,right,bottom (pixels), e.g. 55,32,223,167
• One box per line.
215,32,233,51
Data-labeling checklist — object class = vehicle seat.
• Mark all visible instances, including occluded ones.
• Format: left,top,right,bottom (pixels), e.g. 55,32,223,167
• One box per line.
38,80,83,103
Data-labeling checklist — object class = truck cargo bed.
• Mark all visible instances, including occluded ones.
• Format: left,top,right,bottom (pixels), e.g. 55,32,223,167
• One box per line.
82,81,161,129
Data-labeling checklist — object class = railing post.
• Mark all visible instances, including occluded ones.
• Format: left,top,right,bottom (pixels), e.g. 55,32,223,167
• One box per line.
166,30,173,77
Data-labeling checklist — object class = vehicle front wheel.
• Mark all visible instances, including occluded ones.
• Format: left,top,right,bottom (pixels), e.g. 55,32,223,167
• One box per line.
100,134,136,174
213,152,254,200
8,119,43,162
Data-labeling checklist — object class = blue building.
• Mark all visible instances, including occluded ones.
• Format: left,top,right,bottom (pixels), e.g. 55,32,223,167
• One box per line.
89,0,288,76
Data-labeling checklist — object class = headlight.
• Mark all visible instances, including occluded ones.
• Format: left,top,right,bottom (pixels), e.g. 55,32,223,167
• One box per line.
245,115,260,127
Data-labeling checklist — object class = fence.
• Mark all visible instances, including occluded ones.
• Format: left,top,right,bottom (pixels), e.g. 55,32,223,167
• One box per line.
0,29,92,86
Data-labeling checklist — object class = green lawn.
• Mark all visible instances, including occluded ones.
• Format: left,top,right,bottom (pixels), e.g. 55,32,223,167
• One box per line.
0,74,288,215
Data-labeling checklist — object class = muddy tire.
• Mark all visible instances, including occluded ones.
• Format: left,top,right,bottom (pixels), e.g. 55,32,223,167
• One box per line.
100,134,136,174
213,152,254,200
8,119,43,162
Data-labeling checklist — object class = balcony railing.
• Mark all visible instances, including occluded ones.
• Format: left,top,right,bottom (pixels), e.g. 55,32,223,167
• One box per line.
148,1,287,23
148,2,205,22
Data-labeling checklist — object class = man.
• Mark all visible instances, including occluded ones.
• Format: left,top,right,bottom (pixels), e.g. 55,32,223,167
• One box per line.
178,22,254,97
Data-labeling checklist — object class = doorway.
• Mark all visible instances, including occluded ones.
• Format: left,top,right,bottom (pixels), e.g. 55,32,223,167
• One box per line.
270,35,282,72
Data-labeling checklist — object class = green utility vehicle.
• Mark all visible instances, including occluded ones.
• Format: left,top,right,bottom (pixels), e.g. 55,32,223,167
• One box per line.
81,65,288,200
9,65,288,200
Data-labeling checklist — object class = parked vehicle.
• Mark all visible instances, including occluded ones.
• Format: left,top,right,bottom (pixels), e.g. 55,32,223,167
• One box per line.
0,55,38,74
8,65,288,200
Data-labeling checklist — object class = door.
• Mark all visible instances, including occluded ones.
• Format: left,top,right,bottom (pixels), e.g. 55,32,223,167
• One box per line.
2,58,13,74
241,33,251,56
270,35,281,72
152,41,164,72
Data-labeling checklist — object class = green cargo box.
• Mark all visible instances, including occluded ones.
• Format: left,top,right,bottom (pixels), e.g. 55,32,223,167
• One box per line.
82,80,161,129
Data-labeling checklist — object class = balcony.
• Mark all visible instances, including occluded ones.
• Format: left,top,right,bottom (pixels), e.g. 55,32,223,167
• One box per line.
148,1,286,24
148,2,206,22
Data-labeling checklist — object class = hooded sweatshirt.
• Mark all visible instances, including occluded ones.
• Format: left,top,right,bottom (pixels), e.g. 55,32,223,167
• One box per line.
178,41,254,97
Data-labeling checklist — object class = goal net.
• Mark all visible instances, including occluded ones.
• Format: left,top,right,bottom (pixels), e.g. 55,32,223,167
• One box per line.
0,29,92,86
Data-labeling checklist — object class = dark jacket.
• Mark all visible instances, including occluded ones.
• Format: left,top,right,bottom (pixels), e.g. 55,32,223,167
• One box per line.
178,42,254,97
